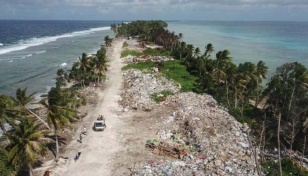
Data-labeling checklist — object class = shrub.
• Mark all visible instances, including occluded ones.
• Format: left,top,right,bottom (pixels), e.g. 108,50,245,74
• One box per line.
120,49,142,58
143,48,171,56
262,158,308,176
151,90,174,103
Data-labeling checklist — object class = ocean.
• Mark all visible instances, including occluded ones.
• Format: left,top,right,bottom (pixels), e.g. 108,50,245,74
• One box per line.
1,20,308,97
167,21,308,77
0,20,116,97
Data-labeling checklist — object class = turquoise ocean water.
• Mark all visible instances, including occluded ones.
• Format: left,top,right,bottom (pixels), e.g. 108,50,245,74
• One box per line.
167,21,308,76
1,21,308,96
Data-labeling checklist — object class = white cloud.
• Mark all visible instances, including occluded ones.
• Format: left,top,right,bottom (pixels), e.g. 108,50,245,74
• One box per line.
0,0,307,20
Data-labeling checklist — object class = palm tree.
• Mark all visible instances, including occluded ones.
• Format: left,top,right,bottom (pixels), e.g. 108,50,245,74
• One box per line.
179,41,187,60
110,24,117,34
95,47,108,84
254,61,268,107
3,118,53,176
0,148,15,176
72,53,93,87
79,53,92,72
204,43,214,57
224,63,237,108
178,33,183,41
12,88,50,129
194,47,201,58
41,87,76,159
56,69,69,88
104,35,112,47
214,50,232,84
182,44,195,69
0,95,14,133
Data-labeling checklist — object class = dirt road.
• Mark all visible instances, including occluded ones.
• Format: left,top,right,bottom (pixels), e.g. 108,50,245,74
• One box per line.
53,38,126,176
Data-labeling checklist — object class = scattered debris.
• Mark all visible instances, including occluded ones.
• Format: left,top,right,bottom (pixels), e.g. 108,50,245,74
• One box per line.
119,47,258,175
123,55,173,63
120,69,179,111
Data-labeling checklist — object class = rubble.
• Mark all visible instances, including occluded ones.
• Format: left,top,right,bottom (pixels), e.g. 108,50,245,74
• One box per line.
123,55,174,64
129,92,258,176
120,53,258,175
120,69,179,111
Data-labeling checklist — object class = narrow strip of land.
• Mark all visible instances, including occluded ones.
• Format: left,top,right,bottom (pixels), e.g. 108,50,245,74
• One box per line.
53,38,125,176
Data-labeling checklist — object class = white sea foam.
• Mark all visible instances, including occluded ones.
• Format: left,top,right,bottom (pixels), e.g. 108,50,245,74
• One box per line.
59,62,67,67
9,60,13,62
0,43,3,46
0,26,110,55
35,50,46,54
19,53,33,59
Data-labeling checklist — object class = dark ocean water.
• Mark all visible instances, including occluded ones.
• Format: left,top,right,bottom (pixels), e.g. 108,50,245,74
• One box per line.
168,21,308,75
0,20,114,45
0,20,119,96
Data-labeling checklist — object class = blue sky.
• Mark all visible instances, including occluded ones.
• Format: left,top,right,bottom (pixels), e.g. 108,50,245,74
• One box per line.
0,0,308,21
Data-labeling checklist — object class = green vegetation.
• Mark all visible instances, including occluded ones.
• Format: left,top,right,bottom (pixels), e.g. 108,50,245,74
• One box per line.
122,60,198,92
262,158,308,176
121,48,171,58
143,48,171,56
151,90,174,103
104,35,112,47
120,49,143,58
161,60,197,92
122,60,155,70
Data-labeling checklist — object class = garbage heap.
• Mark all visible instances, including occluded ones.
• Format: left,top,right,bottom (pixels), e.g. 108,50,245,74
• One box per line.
122,55,173,63
130,92,258,176
120,69,180,111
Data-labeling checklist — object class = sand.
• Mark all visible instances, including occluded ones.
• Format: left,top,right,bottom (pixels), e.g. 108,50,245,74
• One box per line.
51,38,126,176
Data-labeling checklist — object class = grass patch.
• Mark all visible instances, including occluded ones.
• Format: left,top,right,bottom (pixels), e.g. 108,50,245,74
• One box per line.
122,61,156,70
121,49,143,58
161,60,198,92
121,48,171,58
143,48,171,56
151,90,174,103
122,60,198,92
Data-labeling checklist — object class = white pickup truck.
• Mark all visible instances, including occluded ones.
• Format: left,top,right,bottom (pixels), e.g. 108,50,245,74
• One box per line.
93,120,106,131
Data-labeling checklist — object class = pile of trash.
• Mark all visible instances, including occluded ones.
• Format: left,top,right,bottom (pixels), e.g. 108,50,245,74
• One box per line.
120,69,179,111
122,55,173,64
130,92,258,176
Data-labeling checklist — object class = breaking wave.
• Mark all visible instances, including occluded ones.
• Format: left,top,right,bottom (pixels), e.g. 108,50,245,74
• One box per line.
0,26,110,55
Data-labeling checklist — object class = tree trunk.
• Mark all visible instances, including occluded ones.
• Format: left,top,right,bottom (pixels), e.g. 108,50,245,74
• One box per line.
255,79,259,108
277,112,282,176
287,83,296,121
29,168,33,176
247,131,262,176
234,87,238,109
301,135,306,173
258,120,266,163
290,120,296,155
55,128,59,160
26,108,50,130
0,123,6,133
226,80,231,109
